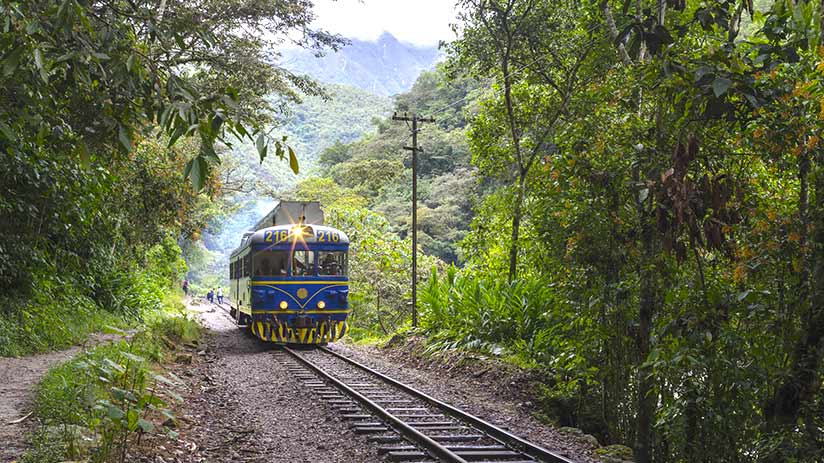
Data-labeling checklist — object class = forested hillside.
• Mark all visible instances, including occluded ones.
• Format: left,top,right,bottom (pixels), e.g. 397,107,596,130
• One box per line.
290,66,483,263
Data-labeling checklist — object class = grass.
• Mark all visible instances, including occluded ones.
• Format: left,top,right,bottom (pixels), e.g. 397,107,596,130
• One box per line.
0,286,129,357
22,294,201,463
345,324,410,346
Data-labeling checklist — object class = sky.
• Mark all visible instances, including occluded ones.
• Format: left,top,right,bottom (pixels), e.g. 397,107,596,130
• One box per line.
310,0,461,46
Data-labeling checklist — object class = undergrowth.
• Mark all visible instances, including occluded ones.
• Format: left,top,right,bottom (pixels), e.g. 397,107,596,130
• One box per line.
22,296,200,463
418,265,606,438
0,282,125,357
0,237,186,357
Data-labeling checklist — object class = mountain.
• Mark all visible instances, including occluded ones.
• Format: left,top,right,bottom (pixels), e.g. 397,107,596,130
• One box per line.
279,83,393,170
281,32,440,96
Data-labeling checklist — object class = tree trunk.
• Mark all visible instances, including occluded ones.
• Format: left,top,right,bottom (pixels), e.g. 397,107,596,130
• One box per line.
798,148,810,302
635,205,657,463
509,173,526,281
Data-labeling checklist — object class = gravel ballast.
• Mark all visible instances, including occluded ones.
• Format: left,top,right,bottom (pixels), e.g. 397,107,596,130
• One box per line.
135,302,380,462
137,302,602,462
328,339,604,463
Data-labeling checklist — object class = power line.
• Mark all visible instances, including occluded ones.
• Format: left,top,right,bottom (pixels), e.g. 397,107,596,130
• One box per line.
391,111,435,328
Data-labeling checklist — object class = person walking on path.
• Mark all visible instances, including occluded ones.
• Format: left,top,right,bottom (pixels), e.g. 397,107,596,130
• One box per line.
182,278,189,296
207,288,214,303
217,287,224,304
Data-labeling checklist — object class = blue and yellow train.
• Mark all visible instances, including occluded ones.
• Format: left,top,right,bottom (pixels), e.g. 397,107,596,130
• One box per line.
228,208,350,344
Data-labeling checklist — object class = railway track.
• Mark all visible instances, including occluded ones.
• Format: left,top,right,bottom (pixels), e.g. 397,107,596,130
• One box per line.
278,346,578,463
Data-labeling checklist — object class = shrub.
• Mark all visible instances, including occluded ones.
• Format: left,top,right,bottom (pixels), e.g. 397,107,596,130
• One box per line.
23,302,200,463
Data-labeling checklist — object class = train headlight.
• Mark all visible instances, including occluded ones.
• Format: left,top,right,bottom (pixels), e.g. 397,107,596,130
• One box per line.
317,301,326,309
279,301,288,310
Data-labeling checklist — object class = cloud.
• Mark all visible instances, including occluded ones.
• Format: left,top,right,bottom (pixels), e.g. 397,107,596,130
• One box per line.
311,0,459,46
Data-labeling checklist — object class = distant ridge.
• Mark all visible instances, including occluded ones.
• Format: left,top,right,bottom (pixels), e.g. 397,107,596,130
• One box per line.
281,32,440,97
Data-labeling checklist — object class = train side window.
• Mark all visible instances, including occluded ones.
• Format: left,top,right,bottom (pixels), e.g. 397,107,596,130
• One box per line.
244,253,251,277
291,250,315,276
318,251,347,276
253,251,288,276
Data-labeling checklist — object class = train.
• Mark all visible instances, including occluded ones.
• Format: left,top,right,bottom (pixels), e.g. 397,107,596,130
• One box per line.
228,201,350,344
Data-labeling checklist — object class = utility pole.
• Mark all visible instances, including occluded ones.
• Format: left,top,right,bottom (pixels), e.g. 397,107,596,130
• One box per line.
392,112,434,327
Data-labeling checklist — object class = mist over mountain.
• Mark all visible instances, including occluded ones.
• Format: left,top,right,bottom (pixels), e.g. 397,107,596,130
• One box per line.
281,32,440,96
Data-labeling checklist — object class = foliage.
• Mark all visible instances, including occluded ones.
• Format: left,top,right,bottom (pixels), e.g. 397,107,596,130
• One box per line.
298,64,483,264
0,234,187,357
424,0,824,461
0,0,339,191
22,299,200,463
323,206,442,335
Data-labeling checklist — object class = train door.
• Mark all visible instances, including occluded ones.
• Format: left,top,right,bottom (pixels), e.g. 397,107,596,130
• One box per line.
238,249,252,318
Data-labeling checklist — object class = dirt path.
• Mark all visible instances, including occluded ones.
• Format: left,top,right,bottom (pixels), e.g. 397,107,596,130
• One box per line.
0,333,124,462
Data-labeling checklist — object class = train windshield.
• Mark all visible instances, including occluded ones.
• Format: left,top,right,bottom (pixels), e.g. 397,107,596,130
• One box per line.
253,251,288,277
292,250,315,276
318,251,347,276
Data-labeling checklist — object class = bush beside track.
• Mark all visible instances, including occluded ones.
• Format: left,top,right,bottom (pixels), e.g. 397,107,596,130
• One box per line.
21,295,201,463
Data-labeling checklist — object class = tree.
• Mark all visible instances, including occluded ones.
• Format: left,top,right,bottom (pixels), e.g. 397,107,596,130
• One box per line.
450,0,596,280
0,0,343,190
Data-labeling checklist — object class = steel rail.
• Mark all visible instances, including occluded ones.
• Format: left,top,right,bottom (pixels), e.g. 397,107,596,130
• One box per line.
319,346,577,463
281,346,469,463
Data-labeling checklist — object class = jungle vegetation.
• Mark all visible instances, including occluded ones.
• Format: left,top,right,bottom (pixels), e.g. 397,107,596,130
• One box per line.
0,0,339,352
285,0,824,461
1,0,823,462
421,0,824,461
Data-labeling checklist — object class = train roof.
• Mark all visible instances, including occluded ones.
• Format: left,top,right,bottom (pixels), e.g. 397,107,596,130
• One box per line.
231,224,349,257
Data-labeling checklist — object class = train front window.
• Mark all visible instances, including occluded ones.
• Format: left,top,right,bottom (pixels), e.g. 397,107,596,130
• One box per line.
253,251,288,277
318,251,347,276
291,251,315,276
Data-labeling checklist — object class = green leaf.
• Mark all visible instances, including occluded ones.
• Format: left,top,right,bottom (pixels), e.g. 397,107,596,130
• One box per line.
121,352,145,363
107,405,125,420
137,418,155,432
111,387,138,403
182,158,194,180
25,21,41,34
256,133,267,162
200,140,220,164
288,146,299,174
167,125,186,147
74,140,89,167
153,374,177,386
118,125,132,151
103,358,125,373
187,156,208,191
0,122,15,140
33,48,43,69
712,77,732,97
126,53,136,72
638,188,649,203
3,46,24,77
